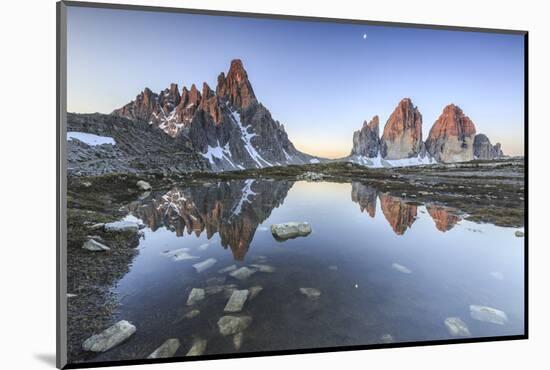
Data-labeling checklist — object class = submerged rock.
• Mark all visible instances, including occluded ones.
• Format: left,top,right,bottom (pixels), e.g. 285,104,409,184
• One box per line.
82,239,110,252
233,332,244,350
229,266,257,280
193,258,217,273
224,290,249,312
82,320,136,352
184,309,200,319
444,317,471,337
470,305,508,325
251,255,268,262
186,338,207,356
218,264,238,274
249,264,276,273
380,334,395,343
206,276,226,286
392,263,412,274
217,316,252,336
205,285,225,295
223,284,239,298
136,180,152,191
148,338,180,359
515,230,524,237
186,288,205,306
271,222,312,240
104,220,140,232
165,248,199,261
249,286,263,301
299,287,321,299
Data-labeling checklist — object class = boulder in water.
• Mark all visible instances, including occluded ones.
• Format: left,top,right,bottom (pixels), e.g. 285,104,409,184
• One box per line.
186,338,207,356
147,338,180,359
217,316,252,336
229,266,257,280
444,317,471,337
82,320,136,352
470,305,508,325
271,222,312,241
193,258,217,273
299,287,321,299
186,288,205,306
224,290,249,312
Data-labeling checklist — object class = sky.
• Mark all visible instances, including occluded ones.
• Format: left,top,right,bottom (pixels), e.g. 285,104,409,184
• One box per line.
67,6,525,157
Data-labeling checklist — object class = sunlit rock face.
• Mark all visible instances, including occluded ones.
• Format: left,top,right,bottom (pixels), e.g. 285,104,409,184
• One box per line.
351,182,378,218
216,59,257,110
132,180,293,260
426,104,477,163
426,205,461,232
351,116,380,158
379,193,417,235
380,98,423,160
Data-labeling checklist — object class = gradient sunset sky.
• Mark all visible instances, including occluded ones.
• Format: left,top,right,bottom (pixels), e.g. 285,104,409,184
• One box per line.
67,6,525,157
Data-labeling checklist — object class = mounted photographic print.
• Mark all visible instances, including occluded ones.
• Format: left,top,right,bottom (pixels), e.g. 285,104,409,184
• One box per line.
57,1,527,368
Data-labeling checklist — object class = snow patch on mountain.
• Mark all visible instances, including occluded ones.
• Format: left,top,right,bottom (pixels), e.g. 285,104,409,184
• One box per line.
201,142,240,170
229,108,273,168
349,153,436,168
67,132,115,146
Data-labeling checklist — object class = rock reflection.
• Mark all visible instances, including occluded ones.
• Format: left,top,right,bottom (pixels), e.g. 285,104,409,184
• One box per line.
351,182,378,217
426,205,461,232
379,193,417,235
351,182,462,235
133,180,293,260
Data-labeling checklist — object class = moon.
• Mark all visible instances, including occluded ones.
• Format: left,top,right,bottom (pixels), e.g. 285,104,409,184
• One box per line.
363,33,368,39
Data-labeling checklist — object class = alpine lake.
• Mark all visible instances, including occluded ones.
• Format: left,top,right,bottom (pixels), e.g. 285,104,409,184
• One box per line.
66,159,525,364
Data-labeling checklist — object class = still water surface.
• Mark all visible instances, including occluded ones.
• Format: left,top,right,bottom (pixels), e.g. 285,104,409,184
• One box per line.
92,180,524,361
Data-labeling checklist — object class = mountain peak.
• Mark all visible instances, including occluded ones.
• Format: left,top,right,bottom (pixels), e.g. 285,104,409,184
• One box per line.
216,59,256,108
365,115,379,130
228,59,246,76
381,98,423,159
426,103,477,162
352,115,380,158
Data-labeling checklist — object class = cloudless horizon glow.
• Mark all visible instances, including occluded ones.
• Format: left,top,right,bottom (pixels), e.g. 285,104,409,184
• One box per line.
67,6,525,157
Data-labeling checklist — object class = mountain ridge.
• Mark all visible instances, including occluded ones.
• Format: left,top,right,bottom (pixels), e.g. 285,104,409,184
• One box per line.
67,59,506,176
112,59,316,171
348,98,504,166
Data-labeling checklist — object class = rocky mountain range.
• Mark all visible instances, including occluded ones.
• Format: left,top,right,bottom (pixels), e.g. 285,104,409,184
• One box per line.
67,59,507,176
348,98,504,165
112,59,315,171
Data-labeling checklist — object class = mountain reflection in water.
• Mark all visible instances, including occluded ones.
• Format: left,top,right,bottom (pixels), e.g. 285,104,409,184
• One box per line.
351,182,462,235
131,180,292,260
131,180,465,261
